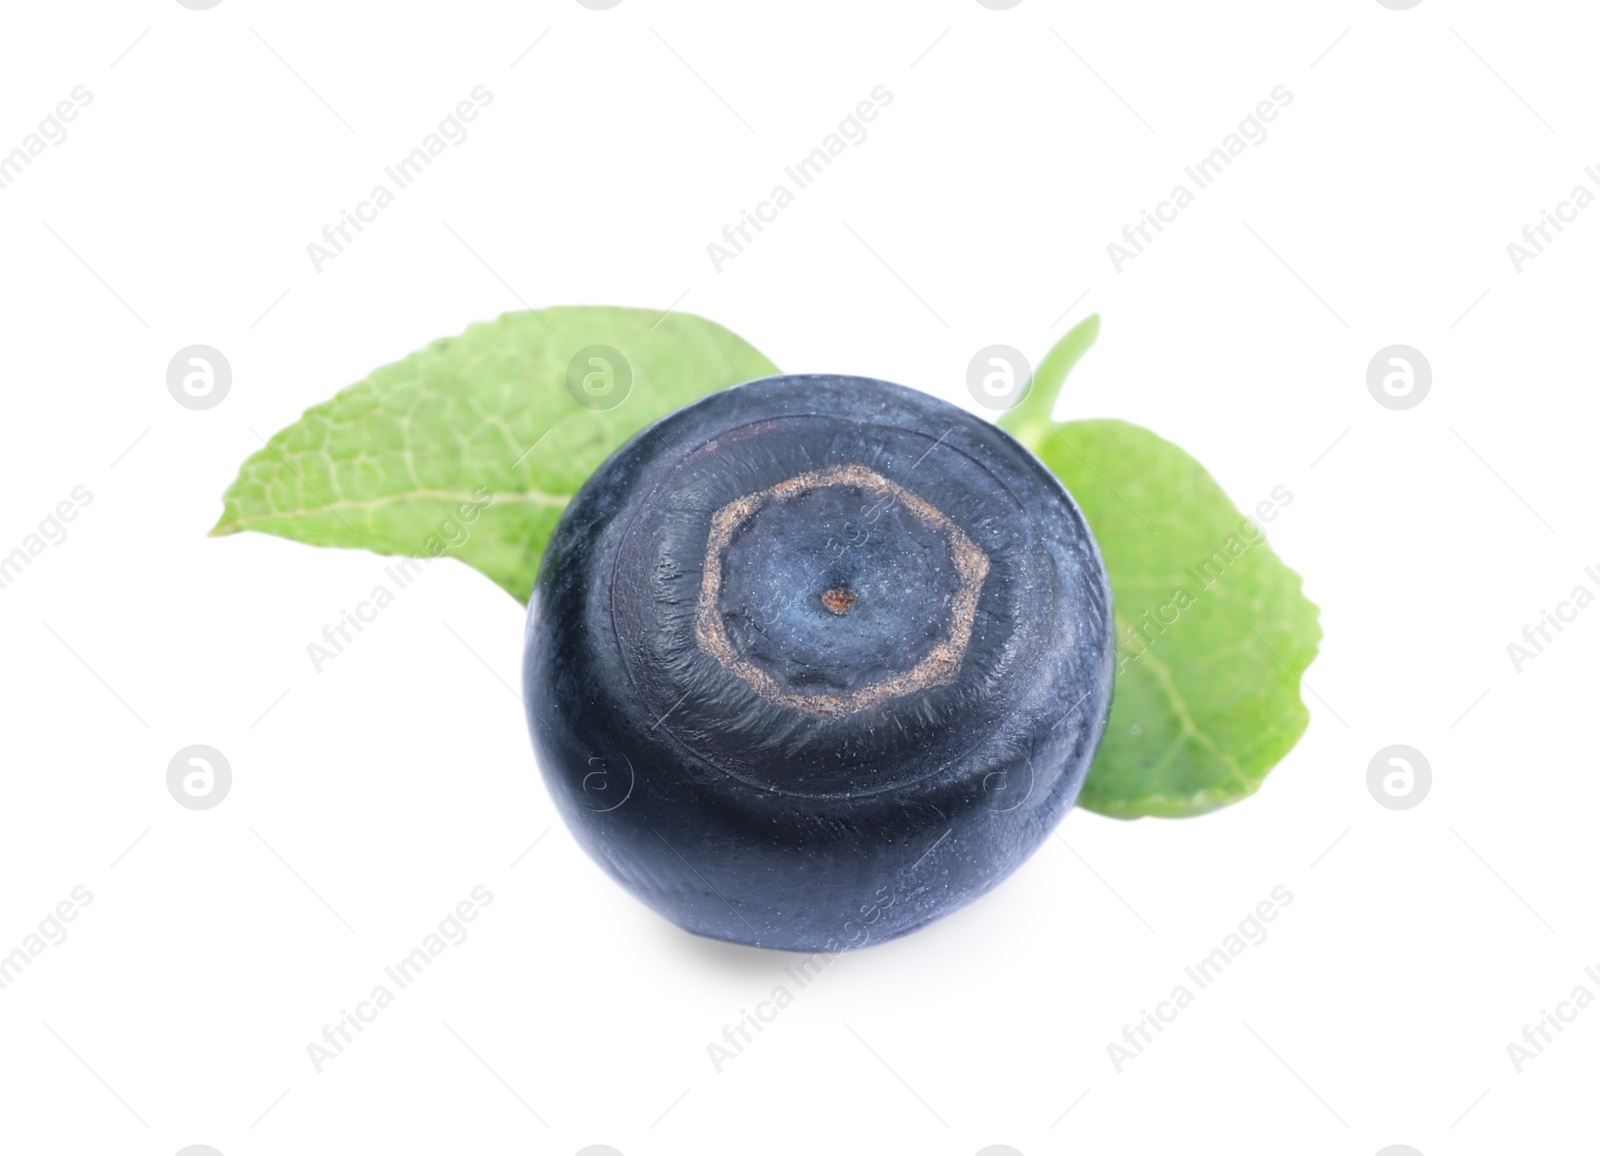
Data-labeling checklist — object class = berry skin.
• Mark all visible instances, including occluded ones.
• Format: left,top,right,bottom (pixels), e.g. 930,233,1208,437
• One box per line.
523,374,1114,951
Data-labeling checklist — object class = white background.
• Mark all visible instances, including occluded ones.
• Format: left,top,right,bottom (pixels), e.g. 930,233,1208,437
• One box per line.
0,2,1593,1154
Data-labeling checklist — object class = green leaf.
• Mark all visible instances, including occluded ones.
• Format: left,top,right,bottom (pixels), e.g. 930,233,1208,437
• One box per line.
1005,321,1321,818
1000,312,1100,451
210,306,778,603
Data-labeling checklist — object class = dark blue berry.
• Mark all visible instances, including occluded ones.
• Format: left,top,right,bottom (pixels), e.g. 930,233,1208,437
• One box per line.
523,374,1113,951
